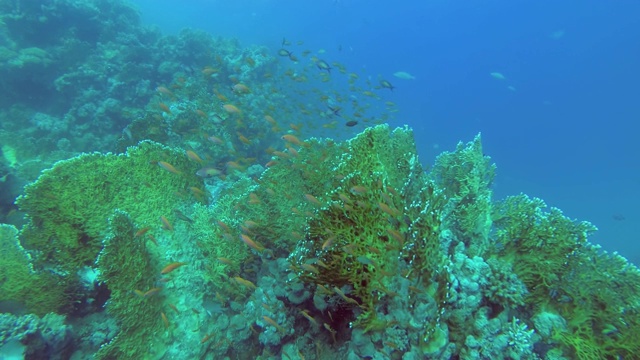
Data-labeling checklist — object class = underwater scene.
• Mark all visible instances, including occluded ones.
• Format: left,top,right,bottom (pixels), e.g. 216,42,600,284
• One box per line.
0,0,639,359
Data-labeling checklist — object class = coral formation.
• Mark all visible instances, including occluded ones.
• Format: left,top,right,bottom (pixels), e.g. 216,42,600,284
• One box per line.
16,140,203,279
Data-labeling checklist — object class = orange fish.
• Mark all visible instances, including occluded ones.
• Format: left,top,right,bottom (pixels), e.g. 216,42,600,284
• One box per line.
161,312,169,328
135,227,151,237
157,161,181,175
161,262,187,274
264,115,277,125
160,216,174,231
202,66,219,76
281,134,305,147
233,276,257,290
322,236,336,250
143,287,162,297
223,104,242,115
147,233,158,246
262,315,286,334
156,86,175,98
304,194,322,206
186,150,203,163
201,334,213,344
237,132,251,145
214,88,228,102
168,303,180,313
207,135,224,145
158,102,171,114
350,185,368,195
377,202,399,218
299,310,319,326
240,234,265,253
232,83,250,93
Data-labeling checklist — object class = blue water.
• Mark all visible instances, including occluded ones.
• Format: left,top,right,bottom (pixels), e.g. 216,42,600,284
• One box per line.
132,0,640,262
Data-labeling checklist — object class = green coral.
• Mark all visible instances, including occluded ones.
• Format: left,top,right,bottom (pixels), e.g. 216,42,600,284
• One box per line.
431,134,495,256
0,224,68,315
493,193,640,359
16,140,204,277
95,210,163,360
279,125,448,328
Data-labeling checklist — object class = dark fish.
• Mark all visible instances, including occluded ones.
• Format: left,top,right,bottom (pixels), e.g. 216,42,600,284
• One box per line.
612,213,626,221
316,60,332,73
380,79,395,90
346,120,358,127
173,209,193,223
278,48,292,57
327,105,341,117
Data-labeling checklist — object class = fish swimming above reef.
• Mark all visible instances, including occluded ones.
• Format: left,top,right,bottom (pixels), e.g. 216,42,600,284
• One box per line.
277,48,295,61
316,59,332,73
379,79,395,90
490,72,506,80
393,71,415,80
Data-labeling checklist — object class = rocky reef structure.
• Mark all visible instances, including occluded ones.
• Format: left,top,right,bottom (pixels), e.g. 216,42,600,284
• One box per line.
2,124,639,359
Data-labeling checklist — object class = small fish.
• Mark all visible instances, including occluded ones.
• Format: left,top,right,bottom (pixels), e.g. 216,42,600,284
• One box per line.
161,312,169,328
282,37,291,46
207,135,224,145
301,263,320,274
233,276,257,290
202,66,219,76
158,102,172,114
322,236,336,250
168,303,180,313
262,315,286,334
316,59,332,73
345,120,358,127
350,185,368,195
490,72,506,80
327,105,341,117
304,194,322,206
157,161,181,175
156,86,175,98
240,234,265,253
278,48,294,59
232,83,250,93
173,209,193,223
135,227,151,238
393,71,416,80
281,134,305,146
147,233,158,246
160,215,174,231
223,104,242,115
196,166,222,178
379,79,395,90
201,333,213,344
333,287,359,306
190,187,206,199
143,287,162,297
299,310,319,326
186,150,203,163
377,202,399,217
386,228,405,247
161,262,187,274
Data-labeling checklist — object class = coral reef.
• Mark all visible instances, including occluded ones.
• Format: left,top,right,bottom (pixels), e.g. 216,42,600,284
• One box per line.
0,224,67,315
16,140,203,281
0,1,638,359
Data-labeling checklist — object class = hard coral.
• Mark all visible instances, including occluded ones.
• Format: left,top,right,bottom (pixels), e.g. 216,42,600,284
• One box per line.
16,140,203,280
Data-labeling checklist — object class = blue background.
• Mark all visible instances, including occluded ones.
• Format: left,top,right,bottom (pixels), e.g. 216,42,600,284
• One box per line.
132,0,640,262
